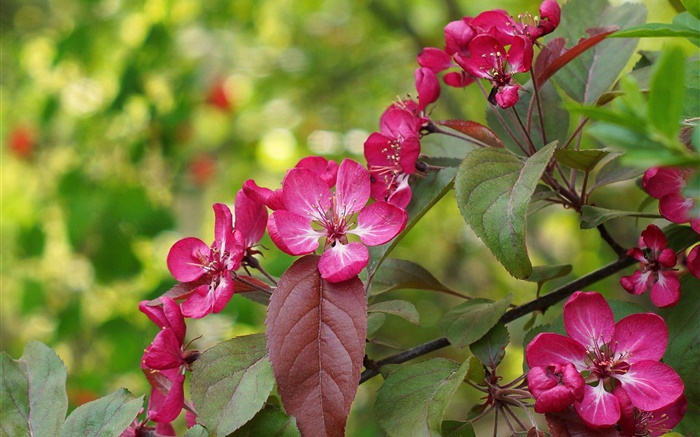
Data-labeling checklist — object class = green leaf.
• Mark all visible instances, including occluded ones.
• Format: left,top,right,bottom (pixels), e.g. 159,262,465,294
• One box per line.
592,154,646,190
469,322,510,370
369,258,458,297
681,1,700,20
659,275,700,403
455,143,557,279
1,341,68,437
441,421,476,437
580,205,660,229
464,356,485,386
663,223,700,251
183,425,209,437
440,295,513,349
368,300,420,325
190,333,275,437
554,149,609,172
368,167,457,275
524,264,573,283
367,312,387,337
648,45,686,140
375,358,470,437
675,12,700,46
60,388,143,437
608,22,700,39
553,0,647,103
229,405,300,437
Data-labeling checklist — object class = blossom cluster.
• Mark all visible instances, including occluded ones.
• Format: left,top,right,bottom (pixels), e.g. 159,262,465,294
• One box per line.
526,291,686,435
619,166,700,307
134,155,408,428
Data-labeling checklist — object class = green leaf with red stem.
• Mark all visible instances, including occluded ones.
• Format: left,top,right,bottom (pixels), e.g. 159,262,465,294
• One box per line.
1,341,68,437
190,333,275,436
266,255,366,437
454,142,557,279
375,358,470,437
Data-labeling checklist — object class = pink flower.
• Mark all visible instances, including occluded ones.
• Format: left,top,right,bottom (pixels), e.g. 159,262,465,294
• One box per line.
233,188,268,264
620,225,681,308
243,156,339,211
140,298,190,370
643,167,700,234
364,105,423,208
527,362,585,413
143,366,186,424
414,67,441,111
268,158,407,282
417,47,475,89
167,203,244,318
455,34,533,108
616,387,687,437
526,291,684,429
688,244,700,279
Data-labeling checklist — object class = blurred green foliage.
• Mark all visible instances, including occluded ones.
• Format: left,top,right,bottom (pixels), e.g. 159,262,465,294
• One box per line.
1,0,691,434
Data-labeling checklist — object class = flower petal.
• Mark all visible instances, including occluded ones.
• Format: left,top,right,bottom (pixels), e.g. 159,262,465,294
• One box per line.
318,242,368,283
525,333,588,370
641,224,667,253
166,237,209,283
268,210,323,255
234,189,268,249
564,291,614,350
642,167,686,199
213,203,235,252
650,271,681,308
147,371,185,423
615,360,684,411
281,168,332,218
659,193,694,223
574,383,620,428
335,159,371,217
180,284,216,319
620,270,652,295
353,201,407,246
613,313,667,363
143,329,185,370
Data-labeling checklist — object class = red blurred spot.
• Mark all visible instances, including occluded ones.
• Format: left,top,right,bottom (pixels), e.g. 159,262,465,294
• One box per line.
206,81,233,112
189,154,217,187
9,126,35,159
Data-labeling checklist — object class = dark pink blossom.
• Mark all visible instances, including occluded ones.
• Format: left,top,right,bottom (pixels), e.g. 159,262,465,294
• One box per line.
140,298,191,371
268,158,407,282
643,167,700,234
167,203,244,318
527,362,585,413
526,291,684,429
616,387,687,437
688,244,700,279
364,105,423,208
417,47,475,89
455,34,533,108
414,67,440,111
243,156,339,211
143,366,186,424
620,224,680,308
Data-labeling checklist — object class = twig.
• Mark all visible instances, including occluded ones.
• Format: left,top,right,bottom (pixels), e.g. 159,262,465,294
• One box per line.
359,255,636,384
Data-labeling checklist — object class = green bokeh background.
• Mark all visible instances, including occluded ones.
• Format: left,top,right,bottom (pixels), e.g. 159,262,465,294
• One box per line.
1,0,691,434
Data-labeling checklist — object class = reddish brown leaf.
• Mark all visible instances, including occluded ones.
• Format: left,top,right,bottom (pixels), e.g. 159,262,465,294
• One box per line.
535,26,619,87
266,255,367,437
234,275,274,293
435,119,505,148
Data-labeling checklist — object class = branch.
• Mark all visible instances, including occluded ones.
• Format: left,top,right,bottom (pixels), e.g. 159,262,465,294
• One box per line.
359,255,636,384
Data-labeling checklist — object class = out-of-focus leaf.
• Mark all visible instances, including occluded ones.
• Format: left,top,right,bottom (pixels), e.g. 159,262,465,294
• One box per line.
370,258,458,297
441,421,476,437
229,405,300,437
1,341,67,437
368,300,420,325
375,358,470,437
183,425,209,437
455,143,556,279
580,205,660,229
525,264,573,284
368,167,457,275
441,295,512,349
266,255,366,437
648,46,686,141
682,0,700,20
190,334,275,436
434,120,505,148
470,322,509,370
608,21,700,39
60,388,143,437
550,0,646,103
554,149,609,172
367,312,387,337
592,154,646,190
